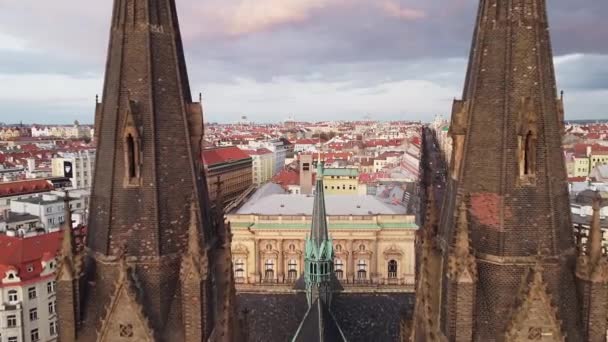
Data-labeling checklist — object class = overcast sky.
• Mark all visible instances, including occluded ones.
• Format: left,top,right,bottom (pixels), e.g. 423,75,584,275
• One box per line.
0,0,606,124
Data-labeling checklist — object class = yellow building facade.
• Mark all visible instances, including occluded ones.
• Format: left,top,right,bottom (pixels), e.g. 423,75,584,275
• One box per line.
322,168,359,195
228,212,417,291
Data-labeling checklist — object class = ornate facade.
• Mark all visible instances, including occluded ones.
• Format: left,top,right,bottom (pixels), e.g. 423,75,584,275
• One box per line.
55,0,240,341
229,212,417,290
411,1,608,341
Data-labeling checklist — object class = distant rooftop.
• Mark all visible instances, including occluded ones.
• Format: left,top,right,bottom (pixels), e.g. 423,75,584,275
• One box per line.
323,168,359,177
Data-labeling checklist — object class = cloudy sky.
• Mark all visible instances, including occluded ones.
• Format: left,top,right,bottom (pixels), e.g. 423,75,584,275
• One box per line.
0,0,606,124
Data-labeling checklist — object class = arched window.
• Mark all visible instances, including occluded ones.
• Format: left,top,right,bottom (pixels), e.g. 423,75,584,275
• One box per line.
126,134,136,179
359,244,366,252
264,259,275,280
388,260,398,279
335,244,342,252
8,289,18,302
334,259,344,279
357,259,367,279
289,244,296,252
266,244,272,251
288,259,298,280
234,259,245,279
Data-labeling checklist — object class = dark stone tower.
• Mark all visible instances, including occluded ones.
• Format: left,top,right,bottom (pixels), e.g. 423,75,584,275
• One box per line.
411,0,604,341
56,0,239,340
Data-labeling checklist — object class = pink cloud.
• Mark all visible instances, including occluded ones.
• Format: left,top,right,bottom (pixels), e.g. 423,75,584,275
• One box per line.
379,0,427,20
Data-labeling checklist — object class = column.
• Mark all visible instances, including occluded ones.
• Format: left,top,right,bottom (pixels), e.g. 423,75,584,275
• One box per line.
372,236,379,283
278,239,284,283
347,240,354,283
257,239,263,283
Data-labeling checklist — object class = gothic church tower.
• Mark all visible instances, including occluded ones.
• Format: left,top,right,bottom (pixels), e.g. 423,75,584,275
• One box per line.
56,0,239,340
411,0,608,341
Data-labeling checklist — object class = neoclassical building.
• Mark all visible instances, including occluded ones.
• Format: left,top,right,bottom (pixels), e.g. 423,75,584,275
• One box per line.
228,184,418,290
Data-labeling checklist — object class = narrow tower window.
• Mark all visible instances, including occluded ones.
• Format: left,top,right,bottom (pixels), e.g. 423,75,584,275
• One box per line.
524,131,534,175
126,134,136,179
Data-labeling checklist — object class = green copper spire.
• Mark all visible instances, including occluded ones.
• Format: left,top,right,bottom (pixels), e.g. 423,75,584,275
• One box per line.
305,160,334,306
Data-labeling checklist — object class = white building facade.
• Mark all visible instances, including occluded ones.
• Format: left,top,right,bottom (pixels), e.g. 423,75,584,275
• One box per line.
0,232,60,342
51,150,95,190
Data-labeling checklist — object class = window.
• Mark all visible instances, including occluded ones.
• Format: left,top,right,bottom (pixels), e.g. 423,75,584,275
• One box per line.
265,244,272,251
29,308,38,321
357,259,367,279
359,244,366,251
28,287,37,299
288,259,298,280
50,321,58,336
264,259,275,280
46,207,52,213
7,315,17,327
8,290,18,302
524,131,534,175
31,329,39,342
335,259,344,279
335,244,342,252
47,281,55,294
27,264,34,272
388,260,398,279
289,244,296,252
9,337,18,342
48,301,56,315
234,259,245,279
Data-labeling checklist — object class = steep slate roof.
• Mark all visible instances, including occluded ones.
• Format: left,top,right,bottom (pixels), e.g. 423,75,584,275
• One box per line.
237,293,414,342
292,299,347,342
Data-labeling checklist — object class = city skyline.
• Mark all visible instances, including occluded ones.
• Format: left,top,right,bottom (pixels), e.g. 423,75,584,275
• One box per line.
0,0,607,124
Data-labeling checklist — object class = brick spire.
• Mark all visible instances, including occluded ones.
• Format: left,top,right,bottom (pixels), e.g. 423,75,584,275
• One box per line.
55,0,238,340
414,0,586,340
89,0,206,257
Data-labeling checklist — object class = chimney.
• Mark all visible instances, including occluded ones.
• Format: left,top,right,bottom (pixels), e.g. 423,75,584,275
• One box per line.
300,154,313,195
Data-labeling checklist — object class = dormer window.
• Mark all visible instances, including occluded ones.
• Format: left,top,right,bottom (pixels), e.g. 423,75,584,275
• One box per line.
27,265,34,272
8,272,15,280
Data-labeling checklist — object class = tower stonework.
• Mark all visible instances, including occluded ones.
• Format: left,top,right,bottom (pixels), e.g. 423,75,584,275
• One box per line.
412,1,606,341
56,0,239,341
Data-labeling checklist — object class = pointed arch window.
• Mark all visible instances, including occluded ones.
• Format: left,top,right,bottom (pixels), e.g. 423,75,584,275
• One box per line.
123,130,141,186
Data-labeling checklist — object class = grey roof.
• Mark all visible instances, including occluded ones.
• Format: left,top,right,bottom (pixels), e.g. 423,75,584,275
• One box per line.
14,195,64,205
1,213,39,223
236,193,407,216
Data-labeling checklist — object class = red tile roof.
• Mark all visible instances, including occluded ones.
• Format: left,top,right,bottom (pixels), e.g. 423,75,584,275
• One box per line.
0,231,62,282
202,146,251,166
0,179,54,197
244,148,273,156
